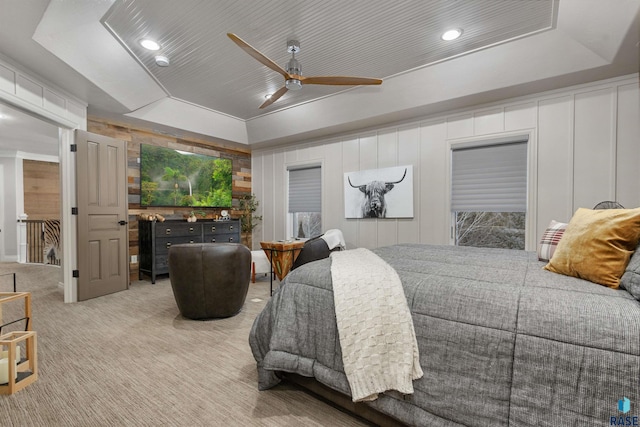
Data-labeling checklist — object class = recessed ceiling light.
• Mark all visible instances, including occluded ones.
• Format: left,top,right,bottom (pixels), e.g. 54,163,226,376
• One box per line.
140,38,161,51
441,29,463,41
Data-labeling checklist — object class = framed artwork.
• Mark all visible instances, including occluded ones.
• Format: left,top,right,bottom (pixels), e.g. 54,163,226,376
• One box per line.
344,165,414,219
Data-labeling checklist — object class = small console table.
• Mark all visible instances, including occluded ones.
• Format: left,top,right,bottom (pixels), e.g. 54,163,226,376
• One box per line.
260,240,305,295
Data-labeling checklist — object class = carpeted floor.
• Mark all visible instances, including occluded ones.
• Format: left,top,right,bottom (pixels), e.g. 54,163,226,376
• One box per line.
0,263,367,427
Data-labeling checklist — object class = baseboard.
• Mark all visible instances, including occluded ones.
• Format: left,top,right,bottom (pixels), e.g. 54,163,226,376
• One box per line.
1,255,18,262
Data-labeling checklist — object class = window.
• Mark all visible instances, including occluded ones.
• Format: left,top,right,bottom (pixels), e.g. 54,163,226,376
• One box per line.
451,138,528,249
288,166,322,239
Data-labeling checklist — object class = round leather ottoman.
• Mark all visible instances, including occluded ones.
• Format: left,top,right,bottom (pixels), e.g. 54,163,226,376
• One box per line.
168,243,251,319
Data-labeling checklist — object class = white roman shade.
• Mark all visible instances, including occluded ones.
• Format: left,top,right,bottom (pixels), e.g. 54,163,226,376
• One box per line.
451,139,527,212
288,166,321,213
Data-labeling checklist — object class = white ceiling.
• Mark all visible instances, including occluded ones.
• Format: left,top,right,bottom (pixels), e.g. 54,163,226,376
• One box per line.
0,0,638,153
102,0,556,119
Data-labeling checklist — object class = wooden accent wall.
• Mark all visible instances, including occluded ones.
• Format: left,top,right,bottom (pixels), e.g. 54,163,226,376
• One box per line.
87,117,252,283
23,160,60,220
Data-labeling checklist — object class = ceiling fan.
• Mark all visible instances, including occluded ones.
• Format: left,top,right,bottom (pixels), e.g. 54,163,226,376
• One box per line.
227,33,383,109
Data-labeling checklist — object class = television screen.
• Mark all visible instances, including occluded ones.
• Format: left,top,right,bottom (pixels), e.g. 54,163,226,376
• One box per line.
140,144,232,208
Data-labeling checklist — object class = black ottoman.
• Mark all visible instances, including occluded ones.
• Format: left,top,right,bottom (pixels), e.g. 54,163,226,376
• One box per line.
168,243,251,319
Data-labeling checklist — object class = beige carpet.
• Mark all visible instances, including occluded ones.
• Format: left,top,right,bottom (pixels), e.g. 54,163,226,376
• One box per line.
0,263,368,427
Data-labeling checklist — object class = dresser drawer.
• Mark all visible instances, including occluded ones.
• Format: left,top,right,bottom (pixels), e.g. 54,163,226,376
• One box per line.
156,236,203,254
203,221,237,236
156,223,202,237
204,233,238,243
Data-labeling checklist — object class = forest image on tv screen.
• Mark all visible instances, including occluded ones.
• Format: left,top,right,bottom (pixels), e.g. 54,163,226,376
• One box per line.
140,144,232,208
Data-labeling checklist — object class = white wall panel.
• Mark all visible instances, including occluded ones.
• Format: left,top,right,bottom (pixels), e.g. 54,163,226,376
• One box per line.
296,146,310,162
447,114,473,139
341,138,360,248
273,151,286,239
537,96,574,230
616,84,640,208
0,64,15,94
44,89,66,118
357,134,379,249
67,100,87,129
573,88,615,210
377,131,398,168
376,130,399,247
397,127,420,244
420,121,448,244
505,102,536,131
284,150,297,164
16,75,44,107
474,109,504,135
252,75,639,254
323,141,343,232
306,144,324,161
261,152,275,242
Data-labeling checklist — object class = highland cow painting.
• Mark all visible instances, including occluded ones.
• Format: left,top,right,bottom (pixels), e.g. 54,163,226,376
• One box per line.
344,165,414,219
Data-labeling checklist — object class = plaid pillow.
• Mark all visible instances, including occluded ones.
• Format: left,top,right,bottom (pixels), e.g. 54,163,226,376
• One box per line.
537,220,567,261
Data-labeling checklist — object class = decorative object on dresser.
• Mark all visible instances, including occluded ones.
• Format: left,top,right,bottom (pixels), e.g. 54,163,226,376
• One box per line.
138,219,240,283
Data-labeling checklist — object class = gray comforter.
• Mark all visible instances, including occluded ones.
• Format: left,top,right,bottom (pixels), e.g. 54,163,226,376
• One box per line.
249,244,640,426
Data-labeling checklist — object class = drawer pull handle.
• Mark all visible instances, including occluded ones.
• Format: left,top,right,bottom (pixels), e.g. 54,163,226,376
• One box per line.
230,225,233,230
166,242,171,248
211,226,216,232
166,229,171,235
189,227,194,232
189,240,194,244
211,238,216,243
229,237,234,242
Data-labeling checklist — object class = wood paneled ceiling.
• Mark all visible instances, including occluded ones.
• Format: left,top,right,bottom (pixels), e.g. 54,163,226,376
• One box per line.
102,0,556,120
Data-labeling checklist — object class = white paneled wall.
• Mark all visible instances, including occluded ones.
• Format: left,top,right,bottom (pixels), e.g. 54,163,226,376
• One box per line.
0,57,87,128
252,74,640,251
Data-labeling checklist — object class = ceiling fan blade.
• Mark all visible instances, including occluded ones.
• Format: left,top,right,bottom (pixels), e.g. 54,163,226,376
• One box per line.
227,33,290,79
301,76,383,86
260,86,288,109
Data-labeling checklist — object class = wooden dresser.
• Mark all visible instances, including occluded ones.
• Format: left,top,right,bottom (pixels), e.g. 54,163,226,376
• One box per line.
138,219,240,283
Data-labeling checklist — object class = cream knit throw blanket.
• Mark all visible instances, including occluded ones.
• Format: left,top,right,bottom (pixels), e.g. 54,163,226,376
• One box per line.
330,248,423,402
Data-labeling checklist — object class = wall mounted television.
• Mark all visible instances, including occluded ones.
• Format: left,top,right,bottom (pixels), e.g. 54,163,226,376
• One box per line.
140,144,232,208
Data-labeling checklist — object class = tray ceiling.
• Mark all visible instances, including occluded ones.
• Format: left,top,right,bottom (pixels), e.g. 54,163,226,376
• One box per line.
102,0,556,120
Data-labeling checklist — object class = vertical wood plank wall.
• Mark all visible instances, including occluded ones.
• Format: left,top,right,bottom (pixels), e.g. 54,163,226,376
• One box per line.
87,118,252,282
23,160,60,220
252,75,640,251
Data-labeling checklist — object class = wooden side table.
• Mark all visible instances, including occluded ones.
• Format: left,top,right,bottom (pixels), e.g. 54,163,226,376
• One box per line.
0,292,37,395
260,240,305,295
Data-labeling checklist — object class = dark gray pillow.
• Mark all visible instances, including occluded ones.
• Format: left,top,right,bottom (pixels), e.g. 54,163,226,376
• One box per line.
620,244,640,300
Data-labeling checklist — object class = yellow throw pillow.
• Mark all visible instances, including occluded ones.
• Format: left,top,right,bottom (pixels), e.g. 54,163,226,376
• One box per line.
544,207,640,288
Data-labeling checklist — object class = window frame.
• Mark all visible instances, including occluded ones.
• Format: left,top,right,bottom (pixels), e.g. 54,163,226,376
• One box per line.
285,161,323,240
446,130,537,251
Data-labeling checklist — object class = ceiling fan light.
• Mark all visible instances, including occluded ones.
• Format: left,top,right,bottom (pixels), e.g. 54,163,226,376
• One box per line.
286,57,301,75
441,28,463,41
285,79,302,90
140,38,161,51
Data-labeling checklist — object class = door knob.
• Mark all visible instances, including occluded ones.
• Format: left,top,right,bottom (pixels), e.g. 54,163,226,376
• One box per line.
118,220,128,226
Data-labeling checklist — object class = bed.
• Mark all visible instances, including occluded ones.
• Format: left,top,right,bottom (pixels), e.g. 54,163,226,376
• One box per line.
250,240,640,426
